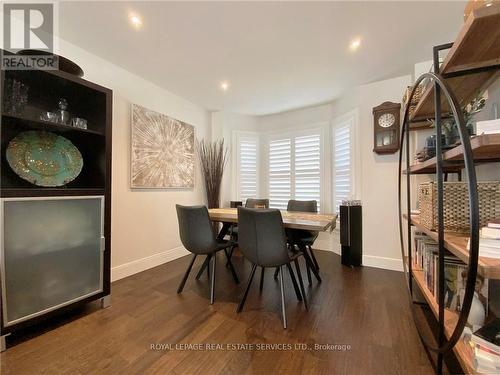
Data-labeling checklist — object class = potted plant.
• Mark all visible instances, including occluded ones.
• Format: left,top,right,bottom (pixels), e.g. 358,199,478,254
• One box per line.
438,95,486,146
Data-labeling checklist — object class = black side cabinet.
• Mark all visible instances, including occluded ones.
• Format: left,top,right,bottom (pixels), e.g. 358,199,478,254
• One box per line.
340,205,362,267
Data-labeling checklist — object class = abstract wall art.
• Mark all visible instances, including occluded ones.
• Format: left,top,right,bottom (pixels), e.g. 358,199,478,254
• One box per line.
131,104,195,188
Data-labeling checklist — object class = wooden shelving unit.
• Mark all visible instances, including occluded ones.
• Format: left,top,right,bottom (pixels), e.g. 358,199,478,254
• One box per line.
400,4,500,374
409,4,500,126
405,214,500,280
411,267,477,374
405,133,500,174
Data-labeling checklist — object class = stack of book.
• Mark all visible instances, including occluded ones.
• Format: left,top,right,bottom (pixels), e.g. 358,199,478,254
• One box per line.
467,220,500,259
476,119,500,135
471,318,500,373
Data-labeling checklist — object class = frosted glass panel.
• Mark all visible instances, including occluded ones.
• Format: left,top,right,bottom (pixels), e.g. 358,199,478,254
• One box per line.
2,197,103,326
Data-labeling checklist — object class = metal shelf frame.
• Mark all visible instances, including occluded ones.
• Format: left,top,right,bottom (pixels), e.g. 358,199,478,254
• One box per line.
398,43,483,375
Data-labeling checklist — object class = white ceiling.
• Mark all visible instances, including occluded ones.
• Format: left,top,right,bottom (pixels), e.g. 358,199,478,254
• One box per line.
59,1,466,116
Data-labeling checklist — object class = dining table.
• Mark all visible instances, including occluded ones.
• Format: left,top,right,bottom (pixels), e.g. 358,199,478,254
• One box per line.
203,208,338,283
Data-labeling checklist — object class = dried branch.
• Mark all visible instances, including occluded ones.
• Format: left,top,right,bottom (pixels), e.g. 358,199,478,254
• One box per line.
196,139,228,209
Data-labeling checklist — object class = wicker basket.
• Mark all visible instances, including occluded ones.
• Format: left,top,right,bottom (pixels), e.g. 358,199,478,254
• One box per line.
418,181,500,233
402,84,424,118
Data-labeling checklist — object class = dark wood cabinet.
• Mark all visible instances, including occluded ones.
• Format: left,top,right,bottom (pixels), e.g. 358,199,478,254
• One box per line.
0,67,112,344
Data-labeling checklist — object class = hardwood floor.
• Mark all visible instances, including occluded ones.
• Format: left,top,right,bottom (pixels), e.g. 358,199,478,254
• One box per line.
1,250,434,375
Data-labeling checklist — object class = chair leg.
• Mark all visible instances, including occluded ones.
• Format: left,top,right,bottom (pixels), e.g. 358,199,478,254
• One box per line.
210,253,217,305
294,259,308,310
306,261,312,285
286,263,302,302
237,264,257,313
308,245,320,271
274,267,279,280
224,248,239,284
177,254,197,294
207,254,211,280
259,267,265,293
279,265,287,329
195,256,209,280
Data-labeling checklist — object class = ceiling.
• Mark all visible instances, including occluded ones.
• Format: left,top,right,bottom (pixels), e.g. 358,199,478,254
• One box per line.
59,1,466,116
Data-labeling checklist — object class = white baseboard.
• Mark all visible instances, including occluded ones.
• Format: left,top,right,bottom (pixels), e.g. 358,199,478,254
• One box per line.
111,246,189,282
110,245,402,282
362,255,403,272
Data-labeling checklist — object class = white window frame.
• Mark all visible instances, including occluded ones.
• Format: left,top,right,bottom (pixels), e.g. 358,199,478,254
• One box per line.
232,130,260,203
331,109,360,212
264,126,326,211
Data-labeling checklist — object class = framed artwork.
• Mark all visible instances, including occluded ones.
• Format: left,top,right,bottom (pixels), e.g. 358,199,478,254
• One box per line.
131,104,195,188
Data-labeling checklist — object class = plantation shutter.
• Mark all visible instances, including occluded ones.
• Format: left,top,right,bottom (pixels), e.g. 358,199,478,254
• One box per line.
238,136,259,203
333,121,352,211
294,134,321,210
268,138,291,210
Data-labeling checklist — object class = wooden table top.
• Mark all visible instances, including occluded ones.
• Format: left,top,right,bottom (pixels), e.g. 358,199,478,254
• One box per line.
208,208,338,232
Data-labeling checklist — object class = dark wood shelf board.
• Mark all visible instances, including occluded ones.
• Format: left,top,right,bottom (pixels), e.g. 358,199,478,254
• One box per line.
410,4,500,123
409,121,433,131
0,188,105,198
405,134,500,174
404,214,500,279
2,113,105,136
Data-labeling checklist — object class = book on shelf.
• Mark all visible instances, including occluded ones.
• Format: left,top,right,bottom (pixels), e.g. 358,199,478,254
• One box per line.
473,318,500,349
472,318,500,372
412,231,492,331
488,219,500,229
481,226,500,240
476,119,500,136
467,221,500,258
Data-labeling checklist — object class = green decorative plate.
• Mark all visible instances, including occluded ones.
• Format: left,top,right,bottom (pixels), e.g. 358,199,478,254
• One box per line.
6,131,83,187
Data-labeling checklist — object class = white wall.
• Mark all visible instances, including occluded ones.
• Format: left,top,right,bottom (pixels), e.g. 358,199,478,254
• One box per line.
257,75,413,271
54,42,495,278
58,39,211,281
332,76,412,271
211,111,260,207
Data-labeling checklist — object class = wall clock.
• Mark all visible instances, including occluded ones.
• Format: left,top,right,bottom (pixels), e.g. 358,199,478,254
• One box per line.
373,101,401,154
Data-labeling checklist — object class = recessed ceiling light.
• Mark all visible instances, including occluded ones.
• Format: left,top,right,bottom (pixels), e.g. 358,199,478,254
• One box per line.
220,81,229,91
129,14,143,29
349,38,361,52
485,2,492,6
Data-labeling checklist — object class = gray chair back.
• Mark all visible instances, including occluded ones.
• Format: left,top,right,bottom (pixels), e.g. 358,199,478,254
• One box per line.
245,198,269,209
287,200,317,213
286,200,319,240
176,205,217,254
237,207,289,267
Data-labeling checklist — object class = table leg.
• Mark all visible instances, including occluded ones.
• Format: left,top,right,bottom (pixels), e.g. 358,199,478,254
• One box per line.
217,222,232,241
297,242,321,283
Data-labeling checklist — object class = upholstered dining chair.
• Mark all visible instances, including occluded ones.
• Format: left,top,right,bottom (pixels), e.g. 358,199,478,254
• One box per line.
175,205,239,304
230,198,269,237
285,199,321,284
236,207,308,329
245,198,269,209
227,198,270,259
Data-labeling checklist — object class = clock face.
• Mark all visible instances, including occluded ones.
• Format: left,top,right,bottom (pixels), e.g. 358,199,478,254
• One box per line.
378,113,396,128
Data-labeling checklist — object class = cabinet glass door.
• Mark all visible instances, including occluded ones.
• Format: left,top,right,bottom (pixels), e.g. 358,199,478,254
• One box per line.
1,196,104,326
